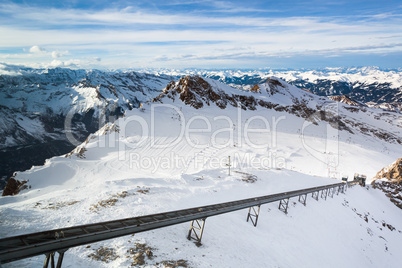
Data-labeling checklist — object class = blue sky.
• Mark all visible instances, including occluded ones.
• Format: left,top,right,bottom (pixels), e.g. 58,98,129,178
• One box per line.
1,0,402,69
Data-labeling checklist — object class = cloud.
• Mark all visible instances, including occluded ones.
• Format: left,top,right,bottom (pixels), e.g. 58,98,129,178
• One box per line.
2,1,400,31
49,59,80,68
27,45,68,59
29,45,46,54
1,2,402,69
51,51,63,58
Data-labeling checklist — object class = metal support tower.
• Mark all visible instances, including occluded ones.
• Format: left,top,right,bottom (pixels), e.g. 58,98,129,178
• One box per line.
43,250,67,268
335,185,341,195
328,187,334,198
312,191,319,201
187,218,207,245
278,198,290,214
246,205,261,227
298,194,307,206
321,188,328,200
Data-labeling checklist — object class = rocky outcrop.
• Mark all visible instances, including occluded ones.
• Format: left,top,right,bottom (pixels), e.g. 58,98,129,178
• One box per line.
373,158,402,183
2,177,28,196
328,95,362,106
155,76,237,109
372,158,402,209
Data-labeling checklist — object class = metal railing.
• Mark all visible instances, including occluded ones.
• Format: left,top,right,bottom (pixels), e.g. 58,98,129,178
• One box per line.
0,180,357,267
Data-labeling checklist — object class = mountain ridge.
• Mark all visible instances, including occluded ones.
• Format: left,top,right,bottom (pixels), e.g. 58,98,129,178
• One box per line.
1,66,402,189
1,71,402,267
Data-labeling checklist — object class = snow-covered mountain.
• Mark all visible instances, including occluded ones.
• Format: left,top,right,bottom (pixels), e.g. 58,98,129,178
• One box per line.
2,65,402,189
1,75,401,267
154,67,402,112
0,64,174,187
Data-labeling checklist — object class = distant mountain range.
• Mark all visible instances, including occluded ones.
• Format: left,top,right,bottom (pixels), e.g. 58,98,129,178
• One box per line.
155,67,402,112
1,64,401,188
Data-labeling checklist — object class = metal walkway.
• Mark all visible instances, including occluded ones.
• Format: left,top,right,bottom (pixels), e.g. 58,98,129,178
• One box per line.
0,180,358,267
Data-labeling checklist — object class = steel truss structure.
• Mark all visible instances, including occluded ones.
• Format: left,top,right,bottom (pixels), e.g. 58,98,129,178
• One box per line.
278,198,290,214
247,205,261,227
312,190,319,201
298,194,307,206
187,218,207,245
0,181,358,266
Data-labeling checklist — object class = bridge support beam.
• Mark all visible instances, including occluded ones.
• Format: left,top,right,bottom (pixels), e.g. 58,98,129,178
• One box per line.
321,188,328,200
336,185,341,195
312,191,319,201
278,198,289,214
246,205,261,227
298,194,307,206
187,218,207,246
328,187,334,198
43,250,67,268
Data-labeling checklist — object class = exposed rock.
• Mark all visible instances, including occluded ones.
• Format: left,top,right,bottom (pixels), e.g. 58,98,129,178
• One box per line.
234,171,257,183
127,242,154,266
372,180,402,209
2,177,28,196
133,252,145,266
372,158,402,209
329,95,362,106
250,84,260,92
155,75,236,109
157,259,189,267
265,77,285,95
88,246,119,263
301,88,313,93
374,157,402,183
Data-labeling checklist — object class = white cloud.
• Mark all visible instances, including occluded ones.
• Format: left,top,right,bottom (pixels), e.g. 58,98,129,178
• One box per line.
26,45,68,59
51,51,62,58
29,45,46,54
51,51,69,58
49,59,80,68
1,2,402,68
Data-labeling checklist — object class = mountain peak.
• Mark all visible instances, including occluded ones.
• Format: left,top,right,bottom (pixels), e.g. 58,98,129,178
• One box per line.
155,75,236,109
328,95,363,106
250,77,286,94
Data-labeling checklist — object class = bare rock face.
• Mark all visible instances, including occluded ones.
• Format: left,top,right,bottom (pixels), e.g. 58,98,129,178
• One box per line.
265,77,285,95
329,95,362,106
154,75,237,109
250,84,260,92
374,158,402,183
372,158,402,209
2,177,28,196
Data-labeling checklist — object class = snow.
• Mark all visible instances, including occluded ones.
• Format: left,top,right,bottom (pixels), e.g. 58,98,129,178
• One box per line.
153,67,402,92
1,75,402,267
